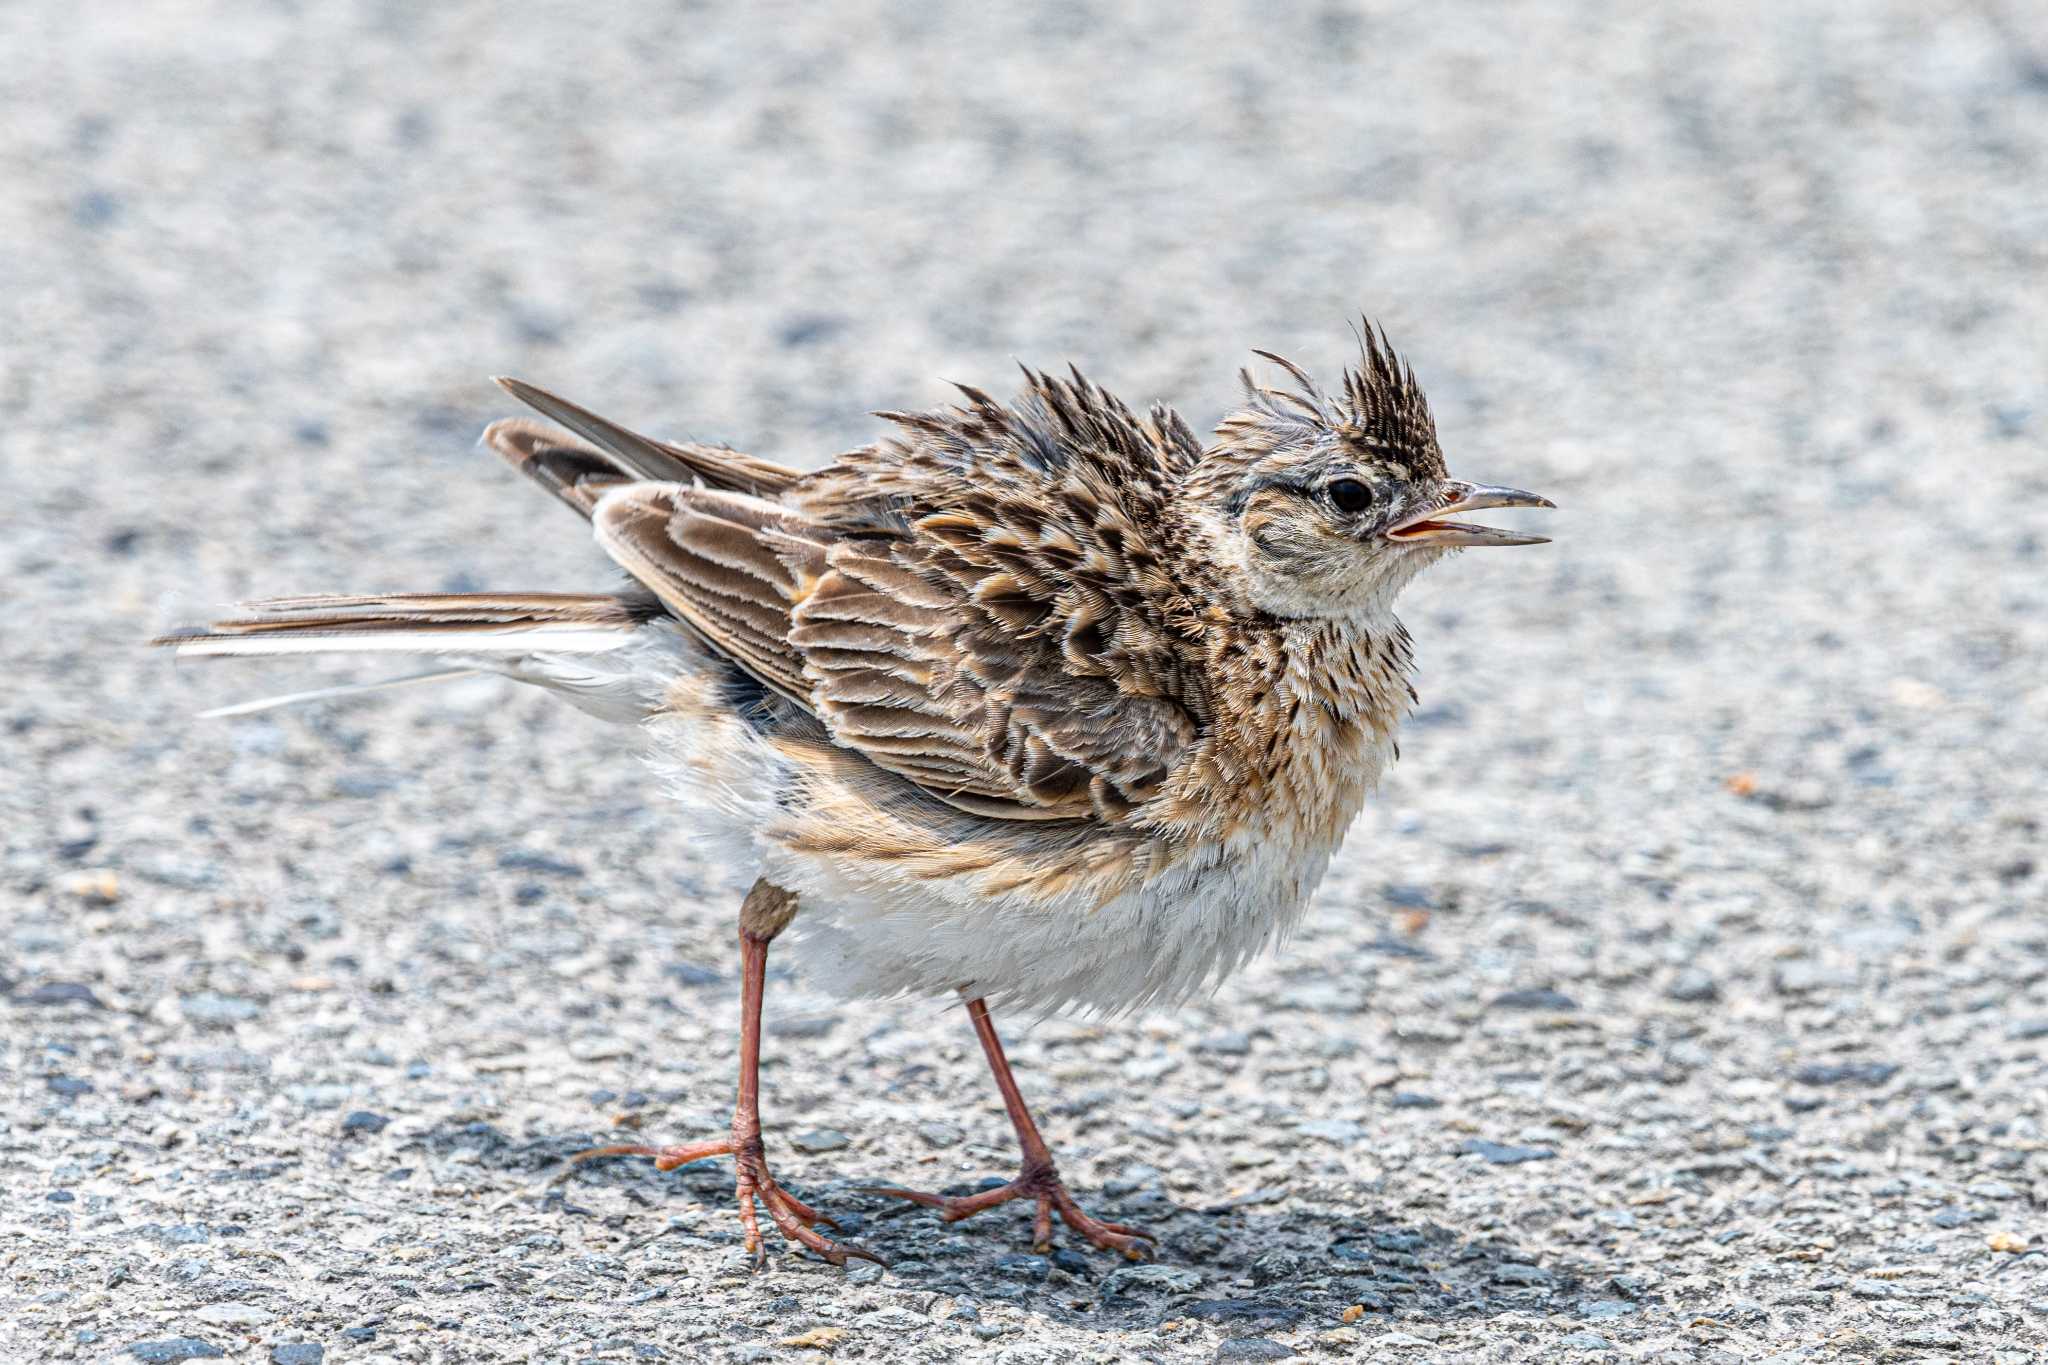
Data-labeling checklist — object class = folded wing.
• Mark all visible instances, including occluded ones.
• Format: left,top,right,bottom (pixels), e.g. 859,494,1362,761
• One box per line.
580,368,1213,824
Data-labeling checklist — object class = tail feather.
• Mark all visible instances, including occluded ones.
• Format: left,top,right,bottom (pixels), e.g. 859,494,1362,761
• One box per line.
194,667,483,719
155,591,677,722
154,592,652,659
155,377,795,718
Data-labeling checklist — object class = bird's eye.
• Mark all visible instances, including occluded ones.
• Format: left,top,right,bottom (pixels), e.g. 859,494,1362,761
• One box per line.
1326,478,1373,515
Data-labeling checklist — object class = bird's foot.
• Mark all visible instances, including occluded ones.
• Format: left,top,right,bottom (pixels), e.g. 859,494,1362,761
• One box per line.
865,1158,1153,1259
557,1137,884,1269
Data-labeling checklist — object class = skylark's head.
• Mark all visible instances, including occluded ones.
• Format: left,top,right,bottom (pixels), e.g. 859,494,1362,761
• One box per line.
1182,321,1552,620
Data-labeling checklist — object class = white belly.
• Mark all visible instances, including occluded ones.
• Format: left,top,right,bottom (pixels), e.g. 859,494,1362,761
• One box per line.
628,630,1364,1015
780,832,1337,1015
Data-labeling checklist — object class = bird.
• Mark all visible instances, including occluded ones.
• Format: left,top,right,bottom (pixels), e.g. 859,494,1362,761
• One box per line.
156,320,1552,1268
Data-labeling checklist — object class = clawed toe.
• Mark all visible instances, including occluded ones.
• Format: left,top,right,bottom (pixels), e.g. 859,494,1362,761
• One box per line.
866,1168,1153,1259
744,1165,884,1267
549,1138,734,1186
557,1137,881,1268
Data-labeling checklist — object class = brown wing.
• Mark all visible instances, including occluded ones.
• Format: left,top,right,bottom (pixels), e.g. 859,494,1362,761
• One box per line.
791,538,1203,821
570,369,1211,824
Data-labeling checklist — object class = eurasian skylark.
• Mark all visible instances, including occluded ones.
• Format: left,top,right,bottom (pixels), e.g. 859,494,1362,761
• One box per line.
159,321,1551,1266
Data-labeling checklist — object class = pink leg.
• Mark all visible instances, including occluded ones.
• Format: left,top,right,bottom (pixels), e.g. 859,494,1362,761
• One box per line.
558,882,881,1268
867,996,1153,1259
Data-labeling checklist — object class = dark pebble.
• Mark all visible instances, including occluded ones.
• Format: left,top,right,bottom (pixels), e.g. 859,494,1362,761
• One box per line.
1390,1092,1441,1109
128,1341,223,1363
48,1189,75,1202
1792,1062,1899,1087
1181,1299,1305,1330
341,1326,376,1342
1491,988,1578,1012
1666,968,1720,1002
1407,701,1467,729
1050,1248,1093,1276
496,849,585,877
333,774,397,798
1360,933,1433,959
993,1253,1050,1280
1248,1249,1305,1285
340,1110,390,1135
1610,1274,1660,1300
74,188,122,226
664,963,722,987
24,982,106,1009
1215,1341,1296,1362
1457,1139,1556,1164
779,313,846,348
270,1347,325,1365
47,1075,95,1097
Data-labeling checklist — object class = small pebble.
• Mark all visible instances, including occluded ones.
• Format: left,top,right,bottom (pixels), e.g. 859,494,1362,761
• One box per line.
1213,1340,1296,1362
339,1110,390,1135
789,1128,850,1153
127,1342,223,1364
1457,1139,1556,1164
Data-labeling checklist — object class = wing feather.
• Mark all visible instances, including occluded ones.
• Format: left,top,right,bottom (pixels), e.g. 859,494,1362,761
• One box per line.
541,368,1209,824
591,486,815,706
497,377,803,497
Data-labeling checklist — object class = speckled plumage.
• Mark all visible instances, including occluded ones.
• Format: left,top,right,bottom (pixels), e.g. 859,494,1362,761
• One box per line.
161,323,1549,1015
159,322,1551,1265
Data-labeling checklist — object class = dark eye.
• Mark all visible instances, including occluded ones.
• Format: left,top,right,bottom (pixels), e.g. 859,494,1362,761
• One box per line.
1326,478,1373,514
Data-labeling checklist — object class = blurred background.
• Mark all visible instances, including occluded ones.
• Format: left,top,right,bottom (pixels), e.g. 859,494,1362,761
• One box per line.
4,2,2046,1360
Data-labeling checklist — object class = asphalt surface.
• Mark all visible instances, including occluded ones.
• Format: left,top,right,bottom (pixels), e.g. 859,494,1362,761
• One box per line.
5,2,2047,1362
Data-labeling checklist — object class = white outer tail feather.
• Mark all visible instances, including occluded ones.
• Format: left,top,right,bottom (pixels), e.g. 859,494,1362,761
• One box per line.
164,627,638,657
156,592,668,722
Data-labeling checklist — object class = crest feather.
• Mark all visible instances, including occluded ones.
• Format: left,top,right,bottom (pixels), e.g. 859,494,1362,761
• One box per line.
1213,318,1445,479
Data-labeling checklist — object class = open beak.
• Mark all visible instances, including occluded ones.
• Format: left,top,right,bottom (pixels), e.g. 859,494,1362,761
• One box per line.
1385,480,1555,547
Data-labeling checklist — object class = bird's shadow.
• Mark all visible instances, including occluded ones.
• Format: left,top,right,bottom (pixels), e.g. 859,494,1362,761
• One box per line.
415,1122,1630,1342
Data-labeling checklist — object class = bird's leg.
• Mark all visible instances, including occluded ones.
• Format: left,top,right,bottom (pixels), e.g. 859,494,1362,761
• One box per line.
866,995,1153,1259
558,879,880,1268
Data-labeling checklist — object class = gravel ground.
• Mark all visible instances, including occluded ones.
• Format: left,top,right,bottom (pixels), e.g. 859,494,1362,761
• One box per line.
5,2,2048,1362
